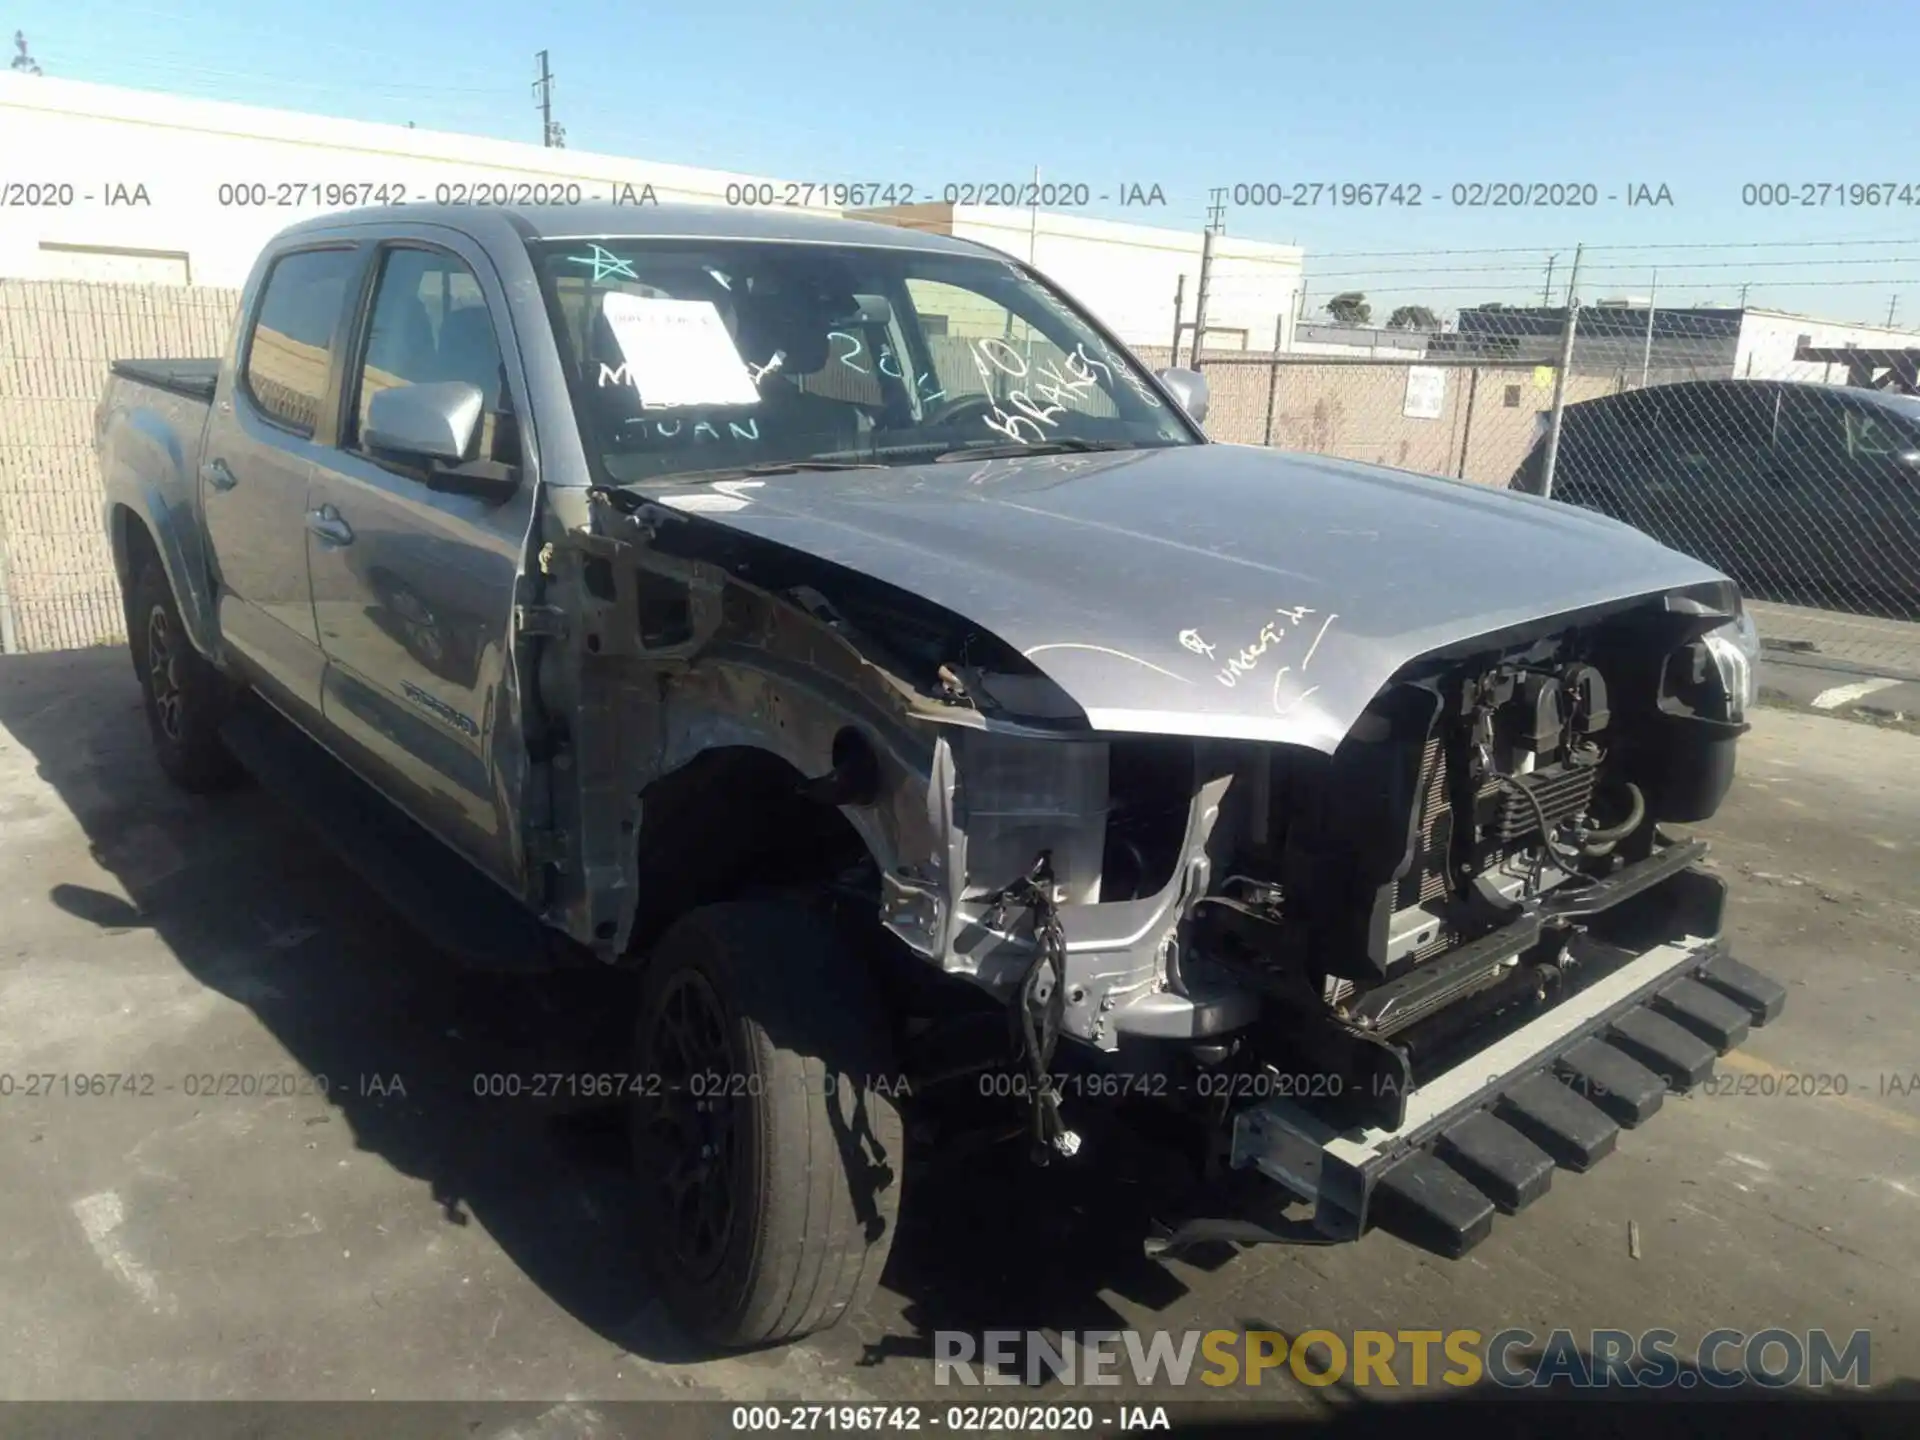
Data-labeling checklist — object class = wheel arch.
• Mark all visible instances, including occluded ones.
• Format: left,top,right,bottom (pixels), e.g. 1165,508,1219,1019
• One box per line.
107,494,220,660
623,737,894,960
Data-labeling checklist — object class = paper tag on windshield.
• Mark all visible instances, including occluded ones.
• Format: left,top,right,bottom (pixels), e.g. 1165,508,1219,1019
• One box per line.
599,292,760,408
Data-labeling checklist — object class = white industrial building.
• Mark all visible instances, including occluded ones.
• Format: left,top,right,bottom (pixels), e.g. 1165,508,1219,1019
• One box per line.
1730,309,1920,383
0,73,1303,348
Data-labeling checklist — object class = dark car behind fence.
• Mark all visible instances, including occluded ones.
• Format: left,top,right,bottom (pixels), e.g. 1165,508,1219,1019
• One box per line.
1183,300,1920,680
1508,379,1920,677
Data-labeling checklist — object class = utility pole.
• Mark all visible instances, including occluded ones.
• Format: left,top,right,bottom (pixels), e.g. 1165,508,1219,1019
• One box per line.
1888,295,1901,327
1537,242,1585,500
10,31,42,74
1169,275,1186,366
1262,310,1285,445
1542,253,1557,306
1190,189,1226,367
1191,229,1215,366
1027,163,1041,264
534,51,565,147
1640,268,1658,388
1738,283,1750,308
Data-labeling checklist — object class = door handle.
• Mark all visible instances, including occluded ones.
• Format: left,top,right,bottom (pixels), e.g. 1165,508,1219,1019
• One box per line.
305,504,355,546
201,458,238,492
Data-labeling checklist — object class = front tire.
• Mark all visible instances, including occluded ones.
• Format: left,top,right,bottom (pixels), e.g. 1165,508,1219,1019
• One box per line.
631,900,903,1349
127,554,240,793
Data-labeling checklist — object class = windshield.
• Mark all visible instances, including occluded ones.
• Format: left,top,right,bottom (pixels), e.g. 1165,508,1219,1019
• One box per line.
530,237,1198,484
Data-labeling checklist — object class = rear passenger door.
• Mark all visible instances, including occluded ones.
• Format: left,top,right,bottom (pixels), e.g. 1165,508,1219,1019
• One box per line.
205,243,362,717
305,236,536,888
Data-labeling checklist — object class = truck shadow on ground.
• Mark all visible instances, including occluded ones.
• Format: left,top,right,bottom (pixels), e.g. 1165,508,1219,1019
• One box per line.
0,645,1234,1376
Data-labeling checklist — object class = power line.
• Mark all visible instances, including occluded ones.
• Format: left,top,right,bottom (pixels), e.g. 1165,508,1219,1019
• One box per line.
92,56,524,101
1211,276,1920,296
43,3,525,84
1280,254,1920,284
1300,236,1920,261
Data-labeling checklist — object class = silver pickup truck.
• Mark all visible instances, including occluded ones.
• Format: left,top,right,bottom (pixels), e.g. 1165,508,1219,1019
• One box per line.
97,203,1786,1350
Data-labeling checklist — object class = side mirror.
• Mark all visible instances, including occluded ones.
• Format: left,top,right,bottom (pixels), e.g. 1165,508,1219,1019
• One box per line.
1156,367,1210,426
364,381,484,463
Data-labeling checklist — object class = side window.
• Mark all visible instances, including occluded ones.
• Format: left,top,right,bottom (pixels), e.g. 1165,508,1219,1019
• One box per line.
549,275,595,367
1561,393,1650,472
1608,392,1662,451
1843,405,1909,461
350,247,511,463
1655,385,1777,486
798,305,891,410
1773,390,1853,496
243,247,359,435
1657,385,1766,451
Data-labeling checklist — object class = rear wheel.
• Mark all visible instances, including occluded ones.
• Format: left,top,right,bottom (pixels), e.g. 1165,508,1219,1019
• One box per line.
631,900,903,1348
127,554,241,793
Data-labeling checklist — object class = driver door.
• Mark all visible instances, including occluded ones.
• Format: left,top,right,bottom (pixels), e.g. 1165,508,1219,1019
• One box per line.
304,236,537,887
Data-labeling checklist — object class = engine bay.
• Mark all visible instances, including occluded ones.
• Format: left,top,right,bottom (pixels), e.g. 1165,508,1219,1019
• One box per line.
933,594,1752,1140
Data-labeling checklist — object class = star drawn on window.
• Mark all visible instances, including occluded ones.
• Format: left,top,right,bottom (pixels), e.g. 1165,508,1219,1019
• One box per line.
565,244,638,281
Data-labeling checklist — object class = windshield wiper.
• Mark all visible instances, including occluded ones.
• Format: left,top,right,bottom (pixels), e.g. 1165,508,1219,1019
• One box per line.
672,459,887,482
931,438,1137,462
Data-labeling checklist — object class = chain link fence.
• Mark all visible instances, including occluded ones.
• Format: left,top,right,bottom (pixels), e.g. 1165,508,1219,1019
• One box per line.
0,279,241,653
1186,255,1920,679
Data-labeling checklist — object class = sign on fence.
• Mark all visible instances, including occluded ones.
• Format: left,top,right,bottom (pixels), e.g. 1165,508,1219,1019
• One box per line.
1402,366,1446,420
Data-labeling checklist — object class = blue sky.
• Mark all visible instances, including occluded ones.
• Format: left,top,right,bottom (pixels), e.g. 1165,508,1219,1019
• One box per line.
13,0,1919,323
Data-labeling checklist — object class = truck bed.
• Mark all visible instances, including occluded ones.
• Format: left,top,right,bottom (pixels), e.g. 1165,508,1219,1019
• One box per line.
109,358,220,404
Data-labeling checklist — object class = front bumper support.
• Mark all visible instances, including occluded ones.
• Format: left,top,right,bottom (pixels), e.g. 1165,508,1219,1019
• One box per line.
1222,939,1786,1258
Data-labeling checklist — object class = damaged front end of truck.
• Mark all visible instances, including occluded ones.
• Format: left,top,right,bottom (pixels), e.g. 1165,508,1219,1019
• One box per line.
520,456,1785,1262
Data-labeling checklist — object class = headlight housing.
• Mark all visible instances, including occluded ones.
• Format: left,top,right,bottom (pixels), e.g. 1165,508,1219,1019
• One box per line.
1702,604,1761,723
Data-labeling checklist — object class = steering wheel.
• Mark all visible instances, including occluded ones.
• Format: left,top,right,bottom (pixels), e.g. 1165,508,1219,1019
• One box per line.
920,393,1000,430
